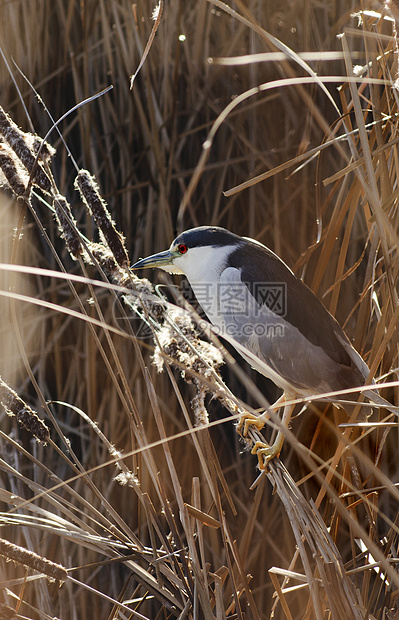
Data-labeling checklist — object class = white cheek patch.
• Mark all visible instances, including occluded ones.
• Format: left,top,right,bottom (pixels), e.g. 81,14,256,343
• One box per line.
174,245,235,282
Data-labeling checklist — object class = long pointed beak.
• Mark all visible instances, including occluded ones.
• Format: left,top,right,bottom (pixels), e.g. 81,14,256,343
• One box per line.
132,250,184,274
132,249,174,269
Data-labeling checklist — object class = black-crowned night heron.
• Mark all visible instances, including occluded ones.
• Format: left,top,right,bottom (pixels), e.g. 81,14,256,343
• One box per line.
133,226,375,468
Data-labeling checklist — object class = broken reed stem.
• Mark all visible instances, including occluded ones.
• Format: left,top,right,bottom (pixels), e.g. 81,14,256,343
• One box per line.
0,537,67,584
0,377,49,443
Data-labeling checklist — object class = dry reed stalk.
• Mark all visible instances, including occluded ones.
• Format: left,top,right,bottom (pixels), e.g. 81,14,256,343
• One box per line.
0,1,398,619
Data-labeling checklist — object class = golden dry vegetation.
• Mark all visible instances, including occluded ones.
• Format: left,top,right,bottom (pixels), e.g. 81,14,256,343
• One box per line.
0,1,398,619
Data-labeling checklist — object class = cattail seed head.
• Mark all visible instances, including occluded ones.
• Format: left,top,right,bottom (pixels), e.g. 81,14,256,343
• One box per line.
0,378,50,443
75,170,130,268
0,106,52,194
0,143,28,196
0,538,67,584
29,135,56,163
53,195,83,259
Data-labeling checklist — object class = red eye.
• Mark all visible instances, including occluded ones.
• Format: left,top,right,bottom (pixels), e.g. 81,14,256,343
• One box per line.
178,244,188,254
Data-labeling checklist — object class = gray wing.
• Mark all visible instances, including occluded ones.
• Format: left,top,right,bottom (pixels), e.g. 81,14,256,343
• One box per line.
218,267,367,397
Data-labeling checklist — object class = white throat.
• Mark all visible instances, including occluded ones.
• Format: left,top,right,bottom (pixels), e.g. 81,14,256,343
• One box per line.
174,244,236,328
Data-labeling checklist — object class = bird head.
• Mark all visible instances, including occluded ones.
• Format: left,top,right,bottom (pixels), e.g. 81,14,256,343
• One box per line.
132,226,242,282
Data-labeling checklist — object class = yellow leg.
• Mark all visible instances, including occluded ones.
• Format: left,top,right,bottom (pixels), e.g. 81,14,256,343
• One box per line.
238,397,295,470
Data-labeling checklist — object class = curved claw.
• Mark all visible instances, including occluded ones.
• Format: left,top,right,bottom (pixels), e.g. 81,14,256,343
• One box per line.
236,412,268,438
251,440,282,470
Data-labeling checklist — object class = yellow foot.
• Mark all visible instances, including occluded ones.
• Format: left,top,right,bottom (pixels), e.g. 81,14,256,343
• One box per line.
237,397,294,470
236,412,269,438
251,440,282,470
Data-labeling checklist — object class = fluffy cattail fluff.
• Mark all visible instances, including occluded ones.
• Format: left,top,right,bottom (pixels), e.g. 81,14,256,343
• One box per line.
53,195,83,259
0,106,52,194
151,309,225,426
29,135,56,164
88,241,120,274
75,170,130,268
0,538,67,584
152,308,224,377
0,377,50,443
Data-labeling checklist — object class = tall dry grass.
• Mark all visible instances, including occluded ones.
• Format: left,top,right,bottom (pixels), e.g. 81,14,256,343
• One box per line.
0,0,398,618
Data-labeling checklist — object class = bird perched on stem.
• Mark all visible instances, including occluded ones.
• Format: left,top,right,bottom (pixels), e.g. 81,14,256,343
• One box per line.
133,226,384,468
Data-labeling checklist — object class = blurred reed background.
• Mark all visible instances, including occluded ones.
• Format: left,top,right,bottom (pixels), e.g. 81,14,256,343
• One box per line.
0,0,398,618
